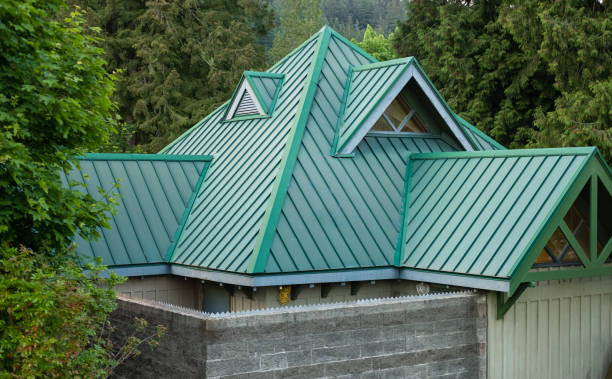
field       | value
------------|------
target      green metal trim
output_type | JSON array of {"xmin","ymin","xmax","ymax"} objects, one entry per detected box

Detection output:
[
  {"xmin": 267, "ymin": 75, "xmax": 285, "ymax": 118},
  {"xmin": 330, "ymin": 65, "xmax": 353, "ymax": 155},
  {"xmin": 395, "ymin": 154, "xmax": 413, "ymax": 266},
  {"xmin": 327, "ymin": 27, "xmax": 377, "ymax": 64},
  {"xmin": 525, "ymin": 266, "xmax": 612, "ymax": 282},
  {"xmin": 158, "ymin": 104, "xmax": 228, "ymax": 154},
  {"xmin": 497, "ymin": 282, "xmax": 532, "ymax": 319},
  {"xmin": 352, "ymin": 57, "xmax": 414, "ymax": 72},
  {"xmin": 221, "ymin": 114, "xmax": 270, "ymax": 123},
  {"xmin": 334, "ymin": 58, "xmax": 414, "ymax": 154},
  {"xmin": 590, "ymin": 174, "xmax": 598, "ymax": 260},
  {"xmin": 244, "ymin": 74, "xmax": 270, "ymax": 114},
  {"xmin": 267, "ymin": 27, "xmax": 325, "ymax": 72},
  {"xmin": 595, "ymin": 164, "xmax": 612, "ymax": 264},
  {"xmin": 560, "ymin": 220, "xmax": 591, "ymax": 268},
  {"xmin": 410, "ymin": 59, "xmax": 479, "ymax": 150},
  {"xmin": 164, "ymin": 160, "xmax": 212, "ymax": 262},
  {"xmin": 247, "ymin": 27, "xmax": 332, "ymax": 273},
  {"xmin": 508, "ymin": 151, "xmax": 597, "ymax": 295},
  {"xmin": 223, "ymin": 75, "xmax": 247, "ymax": 120},
  {"xmin": 334, "ymin": 153, "xmax": 355, "ymax": 158},
  {"xmin": 412, "ymin": 147, "xmax": 596, "ymax": 160},
  {"xmin": 244, "ymin": 71, "xmax": 284, "ymax": 79},
  {"xmin": 82, "ymin": 153, "xmax": 213, "ymax": 162},
  {"xmin": 454, "ymin": 114, "xmax": 506, "ymax": 150}
]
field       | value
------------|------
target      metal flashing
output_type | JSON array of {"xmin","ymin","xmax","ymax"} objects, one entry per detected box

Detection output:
[{"xmin": 247, "ymin": 27, "xmax": 332, "ymax": 273}]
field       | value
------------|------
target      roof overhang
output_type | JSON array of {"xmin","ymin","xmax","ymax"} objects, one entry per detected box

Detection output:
[{"xmin": 105, "ymin": 264, "xmax": 509, "ymax": 292}]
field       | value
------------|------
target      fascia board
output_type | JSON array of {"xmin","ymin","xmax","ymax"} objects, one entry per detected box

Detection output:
[{"xmin": 400, "ymin": 269, "xmax": 510, "ymax": 292}]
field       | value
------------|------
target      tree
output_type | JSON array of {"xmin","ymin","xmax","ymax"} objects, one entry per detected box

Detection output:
[
  {"xmin": 76, "ymin": 0, "xmax": 274, "ymax": 153},
  {"xmin": 394, "ymin": 0, "xmax": 611, "ymax": 162},
  {"xmin": 0, "ymin": 0, "xmax": 116, "ymax": 253},
  {"xmin": 0, "ymin": 246, "xmax": 166, "ymax": 378},
  {"xmin": 269, "ymin": 0, "xmax": 327, "ymax": 62},
  {"xmin": 352, "ymin": 24, "xmax": 399, "ymax": 61}
]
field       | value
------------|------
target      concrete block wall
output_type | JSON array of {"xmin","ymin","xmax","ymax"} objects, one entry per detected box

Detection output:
[
  {"xmin": 112, "ymin": 291, "xmax": 487, "ymax": 378},
  {"xmin": 115, "ymin": 275, "xmax": 203, "ymax": 309}
]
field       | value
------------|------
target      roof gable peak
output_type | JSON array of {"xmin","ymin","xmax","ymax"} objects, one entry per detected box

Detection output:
[{"xmin": 332, "ymin": 57, "xmax": 476, "ymax": 155}]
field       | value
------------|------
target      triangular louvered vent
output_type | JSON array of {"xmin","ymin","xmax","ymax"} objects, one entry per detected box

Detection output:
[{"xmin": 235, "ymin": 91, "xmax": 258, "ymax": 116}]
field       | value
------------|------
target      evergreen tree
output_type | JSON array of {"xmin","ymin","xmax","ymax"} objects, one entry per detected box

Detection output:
[
  {"xmin": 269, "ymin": 0, "xmax": 327, "ymax": 62},
  {"xmin": 394, "ymin": 0, "xmax": 611, "ymax": 162},
  {"xmin": 76, "ymin": 0, "xmax": 274, "ymax": 153},
  {"xmin": 352, "ymin": 24, "xmax": 399, "ymax": 61}
]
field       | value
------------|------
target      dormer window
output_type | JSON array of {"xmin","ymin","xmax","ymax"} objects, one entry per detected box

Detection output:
[
  {"xmin": 371, "ymin": 94, "xmax": 428, "ymax": 134},
  {"xmin": 225, "ymin": 71, "xmax": 284, "ymax": 121}
]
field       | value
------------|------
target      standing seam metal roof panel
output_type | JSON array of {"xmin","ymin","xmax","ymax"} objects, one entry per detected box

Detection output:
[
  {"xmin": 65, "ymin": 155, "xmax": 211, "ymax": 266},
  {"xmin": 401, "ymin": 149, "xmax": 592, "ymax": 279},
  {"xmin": 164, "ymin": 33, "xmax": 321, "ymax": 272},
  {"xmin": 264, "ymin": 34, "xmax": 461, "ymax": 273}
]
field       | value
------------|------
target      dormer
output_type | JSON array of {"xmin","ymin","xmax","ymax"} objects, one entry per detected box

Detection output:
[
  {"xmin": 225, "ymin": 71, "xmax": 284, "ymax": 121},
  {"xmin": 332, "ymin": 58, "xmax": 476, "ymax": 156}
]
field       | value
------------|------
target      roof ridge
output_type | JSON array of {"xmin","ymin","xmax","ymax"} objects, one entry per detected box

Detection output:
[
  {"xmin": 246, "ymin": 27, "xmax": 333, "ymax": 273},
  {"xmin": 453, "ymin": 113, "xmax": 506, "ymax": 150},
  {"xmin": 353, "ymin": 57, "xmax": 414, "ymax": 72},
  {"xmin": 411, "ymin": 147, "xmax": 597, "ymax": 160}
]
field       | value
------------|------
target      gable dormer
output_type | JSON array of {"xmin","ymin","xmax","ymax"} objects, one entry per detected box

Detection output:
[
  {"xmin": 225, "ymin": 71, "xmax": 284, "ymax": 120},
  {"xmin": 369, "ymin": 89, "xmax": 429, "ymax": 135},
  {"xmin": 332, "ymin": 58, "xmax": 476, "ymax": 155}
]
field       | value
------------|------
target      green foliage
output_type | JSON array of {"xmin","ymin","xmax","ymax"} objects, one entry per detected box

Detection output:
[
  {"xmin": 322, "ymin": 0, "xmax": 405, "ymax": 41},
  {"xmin": 269, "ymin": 0, "xmax": 327, "ymax": 62},
  {"xmin": 394, "ymin": 0, "xmax": 611, "ymax": 162},
  {"xmin": 0, "ymin": 245, "xmax": 120, "ymax": 377},
  {"xmin": 352, "ymin": 24, "xmax": 399, "ymax": 61},
  {"xmin": 0, "ymin": 245, "xmax": 167, "ymax": 378},
  {"xmin": 0, "ymin": 0, "xmax": 117, "ymax": 253},
  {"xmin": 76, "ymin": 0, "xmax": 274, "ymax": 153}
]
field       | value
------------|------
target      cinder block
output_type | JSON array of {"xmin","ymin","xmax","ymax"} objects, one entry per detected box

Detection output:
[
  {"xmin": 260, "ymin": 352, "xmax": 288, "ymax": 371},
  {"xmin": 206, "ymin": 358, "xmax": 260, "ymax": 377},
  {"xmin": 382, "ymin": 310, "xmax": 406, "ymax": 326},
  {"xmin": 286, "ymin": 349, "xmax": 312, "ymax": 367},
  {"xmin": 208, "ymin": 342, "xmax": 248, "ymax": 360},
  {"xmin": 312, "ymin": 345, "xmax": 360, "ymax": 364},
  {"xmin": 323, "ymin": 357, "xmax": 374, "ymax": 376}
]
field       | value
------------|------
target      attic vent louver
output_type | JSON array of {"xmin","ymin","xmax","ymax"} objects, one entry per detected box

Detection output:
[
  {"xmin": 225, "ymin": 71, "xmax": 285, "ymax": 121},
  {"xmin": 235, "ymin": 91, "xmax": 258, "ymax": 116}
]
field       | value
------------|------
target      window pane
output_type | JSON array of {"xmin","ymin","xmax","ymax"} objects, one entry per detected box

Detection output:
[
  {"xmin": 385, "ymin": 97, "xmax": 411, "ymax": 127},
  {"xmin": 598, "ymin": 178, "xmax": 612, "ymax": 255},
  {"xmin": 402, "ymin": 114, "xmax": 429, "ymax": 133},
  {"xmin": 371, "ymin": 116, "xmax": 394, "ymax": 132}
]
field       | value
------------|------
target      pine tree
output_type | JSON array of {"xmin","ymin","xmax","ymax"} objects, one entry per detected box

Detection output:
[
  {"xmin": 394, "ymin": 0, "xmax": 611, "ymax": 162},
  {"xmin": 352, "ymin": 24, "xmax": 399, "ymax": 62},
  {"xmin": 269, "ymin": 0, "xmax": 327, "ymax": 62},
  {"xmin": 76, "ymin": 0, "xmax": 274, "ymax": 153}
]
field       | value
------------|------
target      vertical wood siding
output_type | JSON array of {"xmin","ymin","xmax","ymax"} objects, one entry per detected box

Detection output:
[{"xmin": 488, "ymin": 276, "xmax": 612, "ymax": 378}]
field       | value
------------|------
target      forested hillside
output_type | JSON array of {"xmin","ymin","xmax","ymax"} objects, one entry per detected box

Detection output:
[
  {"xmin": 75, "ymin": 0, "xmax": 610, "ymax": 164},
  {"xmin": 394, "ymin": 0, "xmax": 611, "ymax": 161}
]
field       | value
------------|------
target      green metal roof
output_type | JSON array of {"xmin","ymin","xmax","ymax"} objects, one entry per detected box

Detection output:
[
  {"xmin": 335, "ymin": 58, "xmax": 413, "ymax": 152},
  {"xmin": 69, "ymin": 26, "xmax": 612, "ymax": 294},
  {"xmin": 161, "ymin": 30, "xmax": 323, "ymax": 272},
  {"xmin": 454, "ymin": 114, "xmax": 505, "ymax": 150},
  {"xmin": 399, "ymin": 148, "xmax": 594, "ymax": 279},
  {"xmin": 63, "ymin": 154, "xmax": 211, "ymax": 265},
  {"xmin": 243, "ymin": 71, "xmax": 284, "ymax": 115},
  {"xmin": 264, "ymin": 35, "xmax": 459, "ymax": 273}
]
